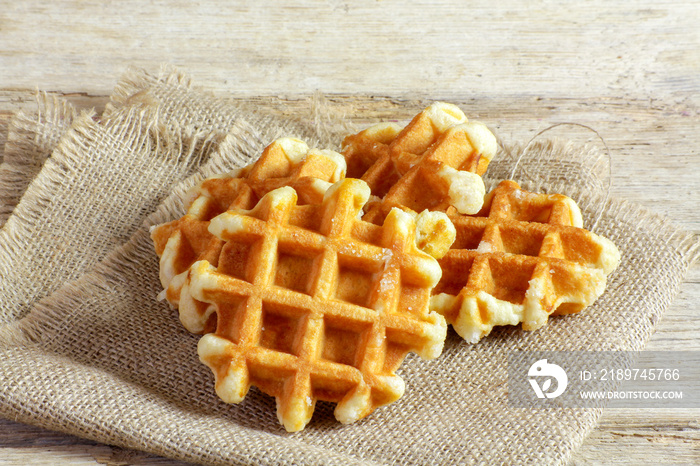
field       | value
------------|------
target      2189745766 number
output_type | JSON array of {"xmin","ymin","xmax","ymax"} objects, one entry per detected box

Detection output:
[{"xmin": 599, "ymin": 368, "xmax": 680, "ymax": 381}]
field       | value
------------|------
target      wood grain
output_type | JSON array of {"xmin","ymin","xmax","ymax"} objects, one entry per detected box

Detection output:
[
  {"xmin": 1, "ymin": 1, "xmax": 699, "ymax": 104},
  {"xmin": 1, "ymin": 0, "xmax": 698, "ymax": 464}
]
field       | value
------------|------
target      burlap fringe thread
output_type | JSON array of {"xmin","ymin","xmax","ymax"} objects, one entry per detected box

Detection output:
[
  {"xmin": 0, "ymin": 92, "xmax": 77, "ymax": 227},
  {"xmin": 0, "ymin": 102, "xmax": 227, "ymax": 326}
]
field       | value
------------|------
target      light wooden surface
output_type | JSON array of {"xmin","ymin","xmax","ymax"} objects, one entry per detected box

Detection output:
[{"xmin": 1, "ymin": 1, "xmax": 698, "ymax": 465}]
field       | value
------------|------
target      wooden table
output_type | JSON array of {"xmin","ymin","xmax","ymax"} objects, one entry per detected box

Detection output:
[{"xmin": 1, "ymin": 1, "xmax": 698, "ymax": 464}]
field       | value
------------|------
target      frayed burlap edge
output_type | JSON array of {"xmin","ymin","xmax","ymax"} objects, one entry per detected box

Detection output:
[
  {"xmin": 0, "ymin": 102, "xmax": 228, "ymax": 326},
  {"xmin": 0, "ymin": 67, "xmax": 355, "ymax": 329},
  {"xmin": 105, "ymin": 66, "xmax": 351, "ymax": 152},
  {"xmin": 0, "ymin": 92, "xmax": 76, "ymax": 226},
  {"xmin": 105, "ymin": 64, "xmax": 196, "ymax": 116},
  {"xmin": 0, "ymin": 128, "xmax": 269, "ymax": 347}
]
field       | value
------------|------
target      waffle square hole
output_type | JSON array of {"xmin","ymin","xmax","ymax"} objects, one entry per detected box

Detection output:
[
  {"xmin": 487, "ymin": 257, "xmax": 537, "ymax": 305},
  {"xmin": 214, "ymin": 297, "xmax": 247, "ymax": 342},
  {"xmin": 393, "ymin": 170, "xmax": 443, "ymax": 213},
  {"xmin": 499, "ymin": 225, "xmax": 545, "ymax": 256},
  {"xmin": 310, "ymin": 374, "xmax": 356, "ymax": 402},
  {"xmin": 334, "ymin": 255, "xmax": 379, "ymax": 308},
  {"xmin": 274, "ymin": 242, "xmax": 317, "ymax": 294},
  {"xmin": 434, "ymin": 255, "xmax": 476, "ymax": 296},
  {"xmin": 218, "ymin": 241, "xmax": 253, "ymax": 282},
  {"xmin": 274, "ymin": 249, "xmax": 315, "ymax": 295},
  {"xmin": 451, "ymin": 221, "xmax": 487, "ymax": 250},
  {"xmin": 288, "ymin": 205, "xmax": 323, "ymax": 233},
  {"xmin": 367, "ymin": 160, "xmax": 402, "ymax": 199},
  {"xmin": 321, "ymin": 317, "xmax": 364, "ymax": 368},
  {"xmin": 260, "ymin": 305, "xmax": 303, "ymax": 356},
  {"xmin": 509, "ymin": 196, "xmax": 555, "ymax": 224},
  {"xmin": 557, "ymin": 229, "xmax": 601, "ymax": 265}
]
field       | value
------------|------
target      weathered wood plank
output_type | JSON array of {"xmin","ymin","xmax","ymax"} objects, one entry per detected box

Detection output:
[
  {"xmin": 1, "ymin": 1, "xmax": 699, "ymax": 104},
  {"xmin": 572, "ymin": 409, "xmax": 700, "ymax": 465},
  {"xmin": 0, "ymin": 417, "xmax": 191, "ymax": 465}
]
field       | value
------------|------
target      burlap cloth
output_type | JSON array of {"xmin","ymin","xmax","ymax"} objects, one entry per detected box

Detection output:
[
  {"xmin": 0, "ymin": 67, "xmax": 698, "ymax": 465},
  {"xmin": 0, "ymin": 92, "xmax": 76, "ymax": 228}
]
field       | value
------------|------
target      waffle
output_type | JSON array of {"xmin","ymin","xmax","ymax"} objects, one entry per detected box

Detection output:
[
  {"xmin": 186, "ymin": 178, "xmax": 453, "ymax": 431},
  {"xmin": 151, "ymin": 102, "xmax": 621, "ymax": 433},
  {"xmin": 431, "ymin": 180, "xmax": 621, "ymax": 343},
  {"xmin": 341, "ymin": 102, "xmax": 498, "ymax": 224},
  {"xmin": 151, "ymin": 137, "xmax": 347, "ymax": 332}
]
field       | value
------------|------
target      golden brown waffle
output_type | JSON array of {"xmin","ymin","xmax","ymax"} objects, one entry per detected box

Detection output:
[
  {"xmin": 341, "ymin": 102, "xmax": 498, "ymax": 223},
  {"xmin": 431, "ymin": 180, "xmax": 620, "ymax": 343},
  {"xmin": 151, "ymin": 138, "xmax": 347, "ymax": 332},
  {"xmin": 151, "ymin": 102, "xmax": 621, "ymax": 435},
  {"xmin": 342, "ymin": 105, "xmax": 620, "ymax": 342},
  {"xmin": 185, "ymin": 178, "xmax": 451, "ymax": 431}
]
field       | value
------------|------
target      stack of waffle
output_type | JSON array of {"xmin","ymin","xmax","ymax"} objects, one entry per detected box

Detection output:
[{"xmin": 151, "ymin": 102, "xmax": 620, "ymax": 431}]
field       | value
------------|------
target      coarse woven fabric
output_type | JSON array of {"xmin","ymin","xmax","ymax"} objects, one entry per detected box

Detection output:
[
  {"xmin": 0, "ymin": 92, "xmax": 76, "ymax": 227},
  {"xmin": 0, "ymin": 68, "xmax": 698, "ymax": 466},
  {"xmin": 0, "ymin": 103, "xmax": 218, "ymax": 325}
]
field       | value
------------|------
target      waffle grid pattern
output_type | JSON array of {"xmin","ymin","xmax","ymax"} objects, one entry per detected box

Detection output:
[
  {"xmin": 432, "ymin": 180, "xmax": 619, "ymax": 343},
  {"xmin": 151, "ymin": 137, "xmax": 346, "ymax": 326},
  {"xmin": 342, "ymin": 102, "xmax": 497, "ymax": 223},
  {"xmin": 189, "ymin": 179, "xmax": 446, "ymax": 431}
]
